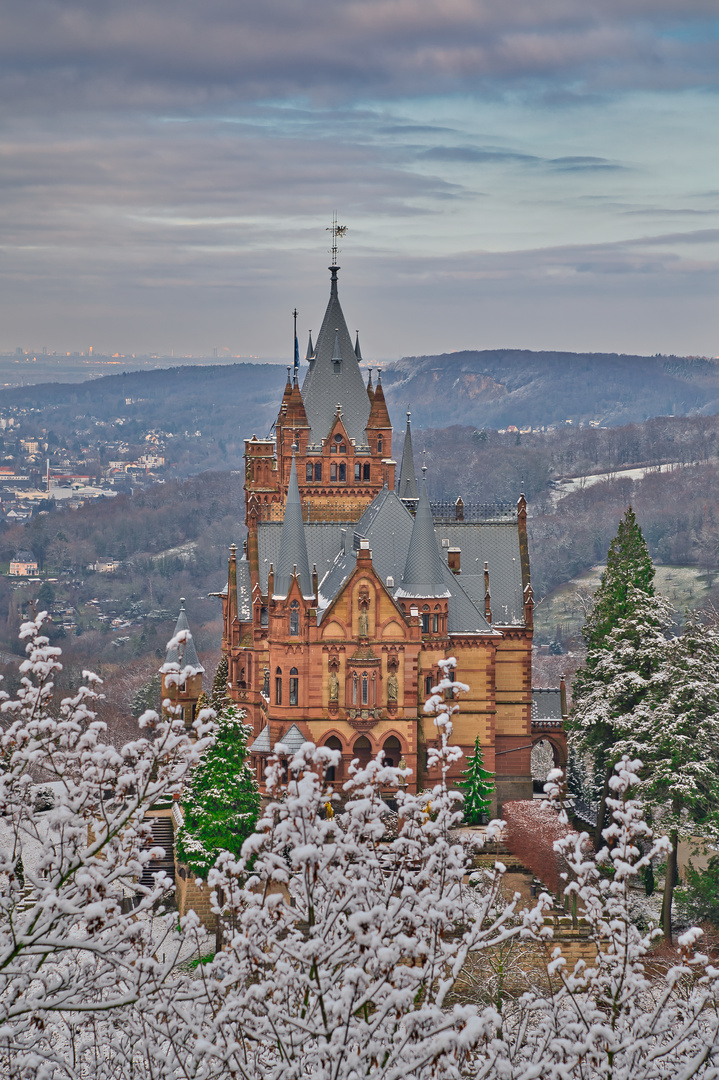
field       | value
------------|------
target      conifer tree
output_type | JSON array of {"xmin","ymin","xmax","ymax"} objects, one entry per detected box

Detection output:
[
  {"xmin": 571, "ymin": 584, "xmax": 672, "ymax": 849},
  {"xmin": 570, "ymin": 508, "xmax": 668, "ymax": 848},
  {"xmin": 460, "ymin": 736, "xmax": 494, "ymax": 824},
  {"xmin": 210, "ymin": 654, "xmax": 229, "ymax": 713},
  {"xmin": 617, "ymin": 613, "xmax": 719, "ymax": 942},
  {"xmin": 175, "ymin": 703, "xmax": 260, "ymax": 879},
  {"xmin": 581, "ymin": 506, "xmax": 655, "ymax": 651}
]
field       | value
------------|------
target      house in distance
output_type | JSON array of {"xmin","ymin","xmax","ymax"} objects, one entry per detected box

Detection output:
[{"xmin": 215, "ymin": 255, "xmax": 563, "ymax": 810}]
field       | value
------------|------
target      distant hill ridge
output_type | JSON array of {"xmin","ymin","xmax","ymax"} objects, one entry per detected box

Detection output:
[
  {"xmin": 4, "ymin": 349, "xmax": 719, "ymax": 432},
  {"xmin": 379, "ymin": 349, "xmax": 719, "ymax": 430}
]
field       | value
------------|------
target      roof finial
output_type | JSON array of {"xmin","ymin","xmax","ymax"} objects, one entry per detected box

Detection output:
[
  {"xmin": 293, "ymin": 307, "xmax": 299, "ymax": 374},
  {"xmin": 180, "ymin": 596, "xmax": 186, "ymax": 608},
  {"xmin": 326, "ymin": 212, "xmax": 347, "ymax": 266},
  {"xmin": 354, "ymin": 330, "xmax": 362, "ymax": 362}
]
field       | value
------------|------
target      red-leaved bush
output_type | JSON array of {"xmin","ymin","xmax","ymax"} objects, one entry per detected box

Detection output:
[{"xmin": 502, "ymin": 799, "xmax": 576, "ymax": 895}]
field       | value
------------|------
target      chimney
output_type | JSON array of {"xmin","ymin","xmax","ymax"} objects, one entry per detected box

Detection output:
[{"xmin": 448, "ymin": 548, "xmax": 461, "ymax": 575}]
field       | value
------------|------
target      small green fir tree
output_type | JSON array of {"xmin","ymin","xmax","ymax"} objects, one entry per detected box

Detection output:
[
  {"xmin": 210, "ymin": 654, "xmax": 230, "ymax": 713},
  {"xmin": 460, "ymin": 736, "xmax": 494, "ymax": 825},
  {"xmin": 175, "ymin": 703, "xmax": 260, "ymax": 878}
]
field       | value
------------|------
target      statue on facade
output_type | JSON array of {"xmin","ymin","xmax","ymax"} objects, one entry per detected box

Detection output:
[
  {"xmin": 387, "ymin": 671, "xmax": 398, "ymax": 702},
  {"xmin": 328, "ymin": 670, "xmax": 339, "ymax": 702},
  {"xmin": 358, "ymin": 607, "xmax": 369, "ymax": 638}
]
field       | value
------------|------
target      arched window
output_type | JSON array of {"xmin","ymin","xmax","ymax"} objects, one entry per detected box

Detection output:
[
  {"xmin": 382, "ymin": 735, "xmax": 402, "ymax": 769},
  {"xmin": 289, "ymin": 600, "xmax": 300, "ymax": 636},
  {"xmin": 275, "ymin": 667, "xmax": 282, "ymax": 705},
  {"xmin": 289, "ymin": 667, "xmax": 299, "ymax": 706},
  {"xmin": 306, "ymin": 462, "xmax": 313, "ymax": 482},
  {"xmin": 421, "ymin": 612, "xmax": 430, "ymax": 633},
  {"xmin": 330, "ymin": 462, "xmax": 337, "ymax": 481},
  {"xmin": 425, "ymin": 673, "xmax": 434, "ymax": 697},
  {"xmin": 262, "ymin": 667, "xmax": 270, "ymax": 696},
  {"xmin": 339, "ymin": 462, "xmax": 346, "ymax": 482},
  {"xmin": 314, "ymin": 461, "xmax": 322, "ymax": 481},
  {"xmin": 377, "ymin": 437, "xmax": 383, "ymax": 455},
  {"xmin": 352, "ymin": 671, "xmax": 358, "ymax": 705},
  {"xmin": 361, "ymin": 671, "xmax": 368, "ymax": 706},
  {"xmin": 324, "ymin": 735, "xmax": 342, "ymax": 782},
  {"xmin": 363, "ymin": 463, "xmax": 370, "ymax": 480},
  {"xmin": 354, "ymin": 462, "xmax": 361, "ymax": 481},
  {"xmin": 353, "ymin": 735, "xmax": 372, "ymax": 767}
]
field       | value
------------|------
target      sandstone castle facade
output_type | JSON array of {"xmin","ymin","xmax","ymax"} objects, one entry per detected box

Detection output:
[{"xmin": 215, "ymin": 260, "xmax": 563, "ymax": 809}]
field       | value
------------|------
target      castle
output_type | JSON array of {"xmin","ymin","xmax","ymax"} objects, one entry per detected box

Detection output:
[{"xmin": 215, "ymin": 258, "xmax": 564, "ymax": 810}]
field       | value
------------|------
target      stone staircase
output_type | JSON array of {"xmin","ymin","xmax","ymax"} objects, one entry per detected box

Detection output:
[{"xmin": 140, "ymin": 815, "xmax": 175, "ymax": 890}]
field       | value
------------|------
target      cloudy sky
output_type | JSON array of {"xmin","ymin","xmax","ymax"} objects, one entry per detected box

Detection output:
[{"xmin": 2, "ymin": 0, "xmax": 719, "ymax": 360}]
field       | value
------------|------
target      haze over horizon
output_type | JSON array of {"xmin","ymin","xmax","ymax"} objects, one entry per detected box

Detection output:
[{"xmin": 1, "ymin": 1, "xmax": 719, "ymax": 363}]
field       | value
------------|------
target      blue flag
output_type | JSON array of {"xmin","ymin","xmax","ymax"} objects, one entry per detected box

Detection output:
[{"xmin": 294, "ymin": 332, "xmax": 300, "ymax": 372}]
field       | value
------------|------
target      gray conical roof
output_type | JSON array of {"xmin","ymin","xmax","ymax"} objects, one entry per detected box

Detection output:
[
  {"xmin": 397, "ymin": 409, "xmax": 418, "ymax": 502},
  {"xmin": 397, "ymin": 481, "xmax": 450, "ymax": 599},
  {"xmin": 274, "ymin": 456, "xmax": 314, "ymax": 598},
  {"xmin": 300, "ymin": 268, "xmax": 371, "ymax": 445},
  {"xmin": 354, "ymin": 331, "xmax": 362, "ymax": 361},
  {"xmin": 305, "ymin": 331, "xmax": 315, "ymax": 362},
  {"xmin": 164, "ymin": 600, "xmax": 204, "ymax": 671}
]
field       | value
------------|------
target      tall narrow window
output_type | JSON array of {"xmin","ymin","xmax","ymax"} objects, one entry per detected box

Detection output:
[
  {"xmin": 352, "ymin": 672, "xmax": 358, "ymax": 705},
  {"xmin": 377, "ymin": 437, "xmax": 383, "ymax": 455},
  {"xmin": 289, "ymin": 600, "xmax": 300, "ymax": 636},
  {"xmin": 306, "ymin": 462, "xmax": 313, "ymax": 482},
  {"xmin": 363, "ymin": 463, "xmax": 370, "ymax": 480},
  {"xmin": 314, "ymin": 462, "xmax": 322, "ymax": 481},
  {"xmin": 339, "ymin": 462, "xmax": 346, "ymax": 482},
  {"xmin": 275, "ymin": 668, "xmax": 282, "ymax": 705},
  {"xmin": 260, "ymin": 606, "xmax": 268, "ymax": 627},
  {"xmin": 289, "ymin": 667, "xmax": 299, "ymax": 706},
  {"xmin": 354, "ymin": 462, "xmax": 361, "ymax": 481},
  {"xmin": 331, "ymin": 462, "xmax": 337, "ymax": 481},
  {"xmin": 362, "ymin": 673, "xmax": 368, "ymax": 706},
  {"xmin": 432, "ymin": 614, "xmax": 439, "ymax": 633},
  {"xmin": 425, "ymin": 673, "xmax": 433, "ymax": 697},
  {"xmin": 263, "ymin": 668, "xmax": 270, "ymax": 696},
  {"xmin": 421, "ymin": 613, "xmax": 430, "ymax": 633}
]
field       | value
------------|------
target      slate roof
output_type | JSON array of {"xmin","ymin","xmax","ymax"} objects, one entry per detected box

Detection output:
[
  {"xmin": 300, "ymin": 268, "xmax": 371, "ymax": 446},
  {"xmin": 276, "ymin": 723, "xmax": 307, "ymax": 754},
  {"xmin": 273, "ymin": 457, "xmax": 314, "ymax": 599},
  {"xmin": 397, "ymin": 481, "xmax": 450, "ymax": 599},
  {"xmin": 165, "ymin": 602, "xmax": 204, "ymax": 672},
  {"xmin": 436, "ymin": 522, "xmax": 525, "ymax": 625},
  {"xmin": 397, "ymin": 410, "xmax": 418, "ymax": 501},
  {"xmin": 258, "ymin": 520, "xmax": 348, "ymax": 595},
  {"xmin": 13, "ymin": 550, "xmax": 36, "ymax": 563},
  {"xmin": 532, "ymin": 688, "xmax": 563, "ymax": 720},
  {"xmin": 248, "ymin": 725, "xmax": 271, "ymax": 753},
  {"xmin": 316, "ymin": 487, "xmax": 495, "ymax": 635}
]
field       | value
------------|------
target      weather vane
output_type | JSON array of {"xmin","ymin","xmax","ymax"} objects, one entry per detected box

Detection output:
[{"xmin": 326, "ymin": 212, "xmax": 348, "ymax": 265}]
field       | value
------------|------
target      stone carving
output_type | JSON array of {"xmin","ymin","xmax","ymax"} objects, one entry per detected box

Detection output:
[
  {"xmin": 387, "ymin": 671, "xmax": 398, "ymax": 701},
  {"xmin": 358, "ymin": 609, "xmax": 369, "ymax": 638},
  {"xmin": 328, "ymin": 670, "xmax": 339, "ymax": 702}
]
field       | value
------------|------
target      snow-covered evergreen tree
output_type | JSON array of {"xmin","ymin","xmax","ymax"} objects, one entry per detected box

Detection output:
[
  {"xmin": 617, "ymin": 613, "xmax": 719, "ymax": 941},
  {"xmin": 570, "ymin": 508, "xmax": 671, "ymax": 847},
  {"xmin": 460, "ymin": 735, "xmax": 494, "ymax": 823},
  {"xmin": 210, "ymin": 653, "xmax": 230, "ymax": 713},
  {"xmin": 175, "ymin": 702, "xmax": 260, "ymax": 878}
]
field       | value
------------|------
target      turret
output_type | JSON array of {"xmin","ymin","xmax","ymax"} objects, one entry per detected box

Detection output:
[
  {"xmin": 161, "ymin": 598, "xmax": 204, "ymax": 728},
  {"xmin": 397, "ymin": 408, "xmax": 418, "ymax": 509}
]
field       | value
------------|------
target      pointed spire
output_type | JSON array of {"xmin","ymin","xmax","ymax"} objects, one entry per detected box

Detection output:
[
  {"xmin": 228, "ymin": 543, "xmax": 238, "ymax": 629},
  {"xmin": 299, "ymin": 266, "xmax": 371, "ymax": 444},
  {"xmin": 164, "ymin": 598, "xmax": 204, "ymax": 672},
  {"xmin": 305, "ymin": 331, "xmax": 315, "ymax": 363},
  {"xmin": 354, "ymin": 330, "xmax": 362, "ymax": 362},
  {"xmin": 397, "ymin": 408, "xmax": 418, "ymax": 503},
  {"xmin": 366, "ymin": 367, "xmax": 374, "ymax": 397},
  {"xmin": 274, "ymin": 456, "xmax": 313, "ymax": 598},
  {"xmin": 397, "ymin": 479, "xmax": 450, "ymax": 599}
]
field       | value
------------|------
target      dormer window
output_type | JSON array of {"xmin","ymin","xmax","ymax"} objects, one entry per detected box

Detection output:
[{"xmin": 289, "ymin": 601, "xmax": 300, "ymax": 636}]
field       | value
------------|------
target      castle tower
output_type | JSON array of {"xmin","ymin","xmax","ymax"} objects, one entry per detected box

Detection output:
[{"xmin": 161, "ymin": 599, "xmax": 204, "ymax": 728}]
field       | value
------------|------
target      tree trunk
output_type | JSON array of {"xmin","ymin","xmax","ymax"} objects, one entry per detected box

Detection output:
[
  {"xmin": 593, "ymin": 766, "xmax": 612, "ymax": 852},
  {"xmin": 662, "ymin": 829, "xmax": 678, "ymax": 945},
  {"xmin": 215, "ymin": 886, "xmax": 224, "ymax": 955}
]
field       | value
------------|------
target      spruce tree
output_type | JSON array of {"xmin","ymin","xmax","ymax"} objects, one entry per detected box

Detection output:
[
  {"xmin": 460, "ymin": 736, "xmax": 494, "ymax": 824},
  {"xmin": 618, "ymin": 613, "xmax": 719, "ymax": 942},
  {"xmin": 210, "ymin": 654, "xmax": 230, "ymax": 713},
  {"xmin": 570, "ymin": 508, "xmax": 667, "ymax": 848},
  {"xmin": 581, "ymin": 506, "xmax": 655, "ymax": 651},
  {"xmin": 175, "ymin": 703, "xmax": 260, "ymax": 879}
]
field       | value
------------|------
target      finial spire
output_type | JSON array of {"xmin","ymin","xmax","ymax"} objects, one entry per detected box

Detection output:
[
  {"xmin": 354, "ymin": 330, "xmax": 362, "ymax": 362},
  {"xmin": 293, "ymin": 307, "xmax": 300, "ymax": 373},
  {"xmin": 326, "ymin": 212, "xmax": 347, "ymax": 266}
]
